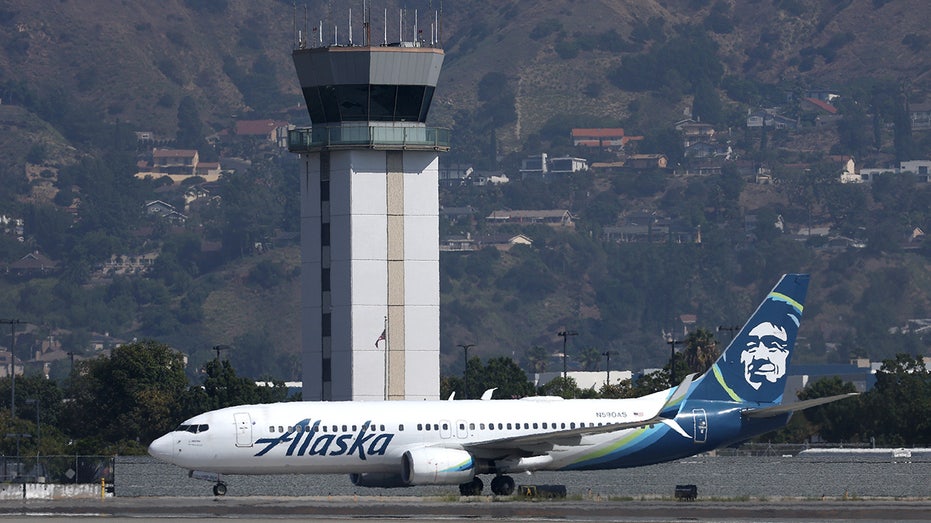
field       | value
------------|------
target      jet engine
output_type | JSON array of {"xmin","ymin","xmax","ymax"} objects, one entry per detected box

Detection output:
[
  {"xmin": 348, "ymin": 472, "xmax": 408, "ymax": 488},
  {"xmin": 401, "ymin": 447, "xmax": 476, "ymax": 485}
]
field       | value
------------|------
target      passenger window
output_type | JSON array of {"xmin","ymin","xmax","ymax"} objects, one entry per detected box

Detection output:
[
  {"xmin": 352, "ymin": 425, "xmax": 357, "ymax": 431},
  {"xmin": 570, "ymin": 422, "xmax": 576, "ymax": 429},
  {"xmin": 305, "ymin": 425, "xmax": 311, "ymax": 432},
  {"xmin": 532, "ymin": 423, "xmax": 538, "ymax": 429},
  {"xmin": 278, "ymin": 426, "xmax": 284, "ymax": 433},
  {"xmin": 425, "ymin": 424, "xmax": 431, "ymax": 431},
  {"xmin": 524, "ymin": 423, "xmax": 529, "ymax": 429},
  {"xmin": 342, "ymin": 425, "xmax": 347, "ymax": 432},
  {"xmin": 468, "ymin": 423, "xmax": 474, "ymax": 430},
  {"xmin": 480, "ymin": 423, "xmax": 485, "ymax": 430},
  {"xmin": 433, "ymin": 424, "xmax": 439, "ymax": 431},
  {"xmin": 498, "ymin": 423, "xmax": 503, "ymax": 429},
  {"xmin": 561, "ymin": 423, "xmax": 566, "ymax": 429},
  {"xmin": 269, "ymin": 426, "xmax": 274, "ymax": 433},
  {"xmin": 417, "ymin": 424, "xmax": 423, "ymax": 431},
  {"xmin": 380, "ymin": 424, "xmax": 385, "ymax": 431},
  {"xmin": 542, "ymin": 423, "xmax": 548, "ymax": 429},
  {"xmin": 506, "ymin": 423, "xmax": 512, "ymax": 430},
  {"xmin": 399, "ymin": 424, "xmax": 404, "ymax": 431}
]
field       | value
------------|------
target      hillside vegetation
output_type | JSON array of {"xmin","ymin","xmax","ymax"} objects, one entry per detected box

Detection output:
[{"xmin": 0, "ymin": 0, "xmax": 929, "ymax": 381}]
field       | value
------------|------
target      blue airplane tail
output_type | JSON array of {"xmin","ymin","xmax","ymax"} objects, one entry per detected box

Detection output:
[{"xmin": 688, "ymin": 273, "xmax": 809, "ymax": 406}]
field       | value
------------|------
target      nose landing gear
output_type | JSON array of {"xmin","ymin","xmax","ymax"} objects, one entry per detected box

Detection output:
[{"xmin": 212, "ymin": 482, "xmax": 227, "ymax": 496}]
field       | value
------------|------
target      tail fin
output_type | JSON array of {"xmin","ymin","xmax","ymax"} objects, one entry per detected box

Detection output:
[{"xmin": 690, "ymin": 274, "xmax": 809, "ymax": 405}]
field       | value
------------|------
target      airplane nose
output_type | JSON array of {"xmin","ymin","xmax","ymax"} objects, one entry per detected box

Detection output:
[{"xmin": 148, "ymin": 434, "xmax": 176, "ymax": 463}]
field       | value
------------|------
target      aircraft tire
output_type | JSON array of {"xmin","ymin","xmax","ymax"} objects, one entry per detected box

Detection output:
[
  {"xmin": 459, "ymin": 477, "xmax": 483, "ymax": 496},
  {"xmin": 490, "ymin": 475, "xmax": 515, "ymax": 496},
  {"xmin": 213, "ymin": 483, "xmax": 227, "ymax": 496}
]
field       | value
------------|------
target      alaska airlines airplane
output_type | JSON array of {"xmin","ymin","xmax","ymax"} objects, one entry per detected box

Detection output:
[{"xmin": 149, "ymin": 274, "xmax": 855, "ymax": 496}]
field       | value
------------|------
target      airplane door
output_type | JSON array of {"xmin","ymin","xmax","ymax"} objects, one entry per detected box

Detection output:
[
  {"xmin": 692, "ymin": 409, "xmax": 708, "ymax": 443},
  {"xmin": 234, "ymin": 412, "xmax": 253, "ymax": 447},
  {"xmin": 456, "ymin": 420, "xmax": 468, "ymax": 438},
  {"xmin": 439, "ymin": 420, "xmax": 452, "ymax": 439}
]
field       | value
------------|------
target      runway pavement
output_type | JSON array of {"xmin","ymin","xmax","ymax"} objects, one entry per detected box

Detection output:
[{"xmin": 0, "ymin": 495, "xmax": 930, "ymax": 521}]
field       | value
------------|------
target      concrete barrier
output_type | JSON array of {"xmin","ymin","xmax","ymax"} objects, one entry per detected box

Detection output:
[{"xmin": 0, "ymin": 483, "xmax": 109, "ymax": 500}]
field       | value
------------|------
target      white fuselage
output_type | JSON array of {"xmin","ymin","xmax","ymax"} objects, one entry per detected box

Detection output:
[{"xmin": 149, "ymin": 393, "xmax": 670, "ymax": 476}]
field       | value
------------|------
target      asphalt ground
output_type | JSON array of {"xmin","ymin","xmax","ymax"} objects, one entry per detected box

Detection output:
[{"xmin": 0, "ymin": 496, "xmax": 930, "ymax": 521}]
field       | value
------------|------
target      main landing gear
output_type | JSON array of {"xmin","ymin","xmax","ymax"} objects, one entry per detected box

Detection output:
[
  {"xmin": 490, "ymin": 475, "xmax": 515, "ymax": 496},
  {"xmin": 458, "ymin": 475, "xmax": 515, "ymax": 496},
  {"xmin": 212, "ymin": 482, "xmax": 227, "ymax": 496},
  {"xmin": 459, "ymin": 477, "xmax": 483, "ymax": 496}
]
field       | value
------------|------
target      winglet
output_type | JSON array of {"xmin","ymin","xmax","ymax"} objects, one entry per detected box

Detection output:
[{"xmin": 481, "ymin": 388, "xmax": 497, "ymax": 400}]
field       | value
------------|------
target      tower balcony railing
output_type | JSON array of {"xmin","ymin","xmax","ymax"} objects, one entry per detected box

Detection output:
[{"xmin": 288, "ymin": 124, "xmax": 450, "ymax": 153}]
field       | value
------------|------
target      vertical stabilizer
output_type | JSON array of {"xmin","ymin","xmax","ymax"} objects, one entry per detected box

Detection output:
[{"xmin": 690, "ymin": 274, "xmax": 809, "ymax": 405}]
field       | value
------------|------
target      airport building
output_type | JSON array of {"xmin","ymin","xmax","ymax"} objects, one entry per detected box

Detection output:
[{"xmin": 288, "ymin": 13, "xmax": 449, "ymax": 400}]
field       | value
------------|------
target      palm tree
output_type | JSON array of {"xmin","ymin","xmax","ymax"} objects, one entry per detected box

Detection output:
[
  {"xmin": 683, "ymin": 328, "xmax": 719, "ymax": 375},
  {"xmin": 525, "ymin": 345, "xmax": 550, "ymax": 374}
]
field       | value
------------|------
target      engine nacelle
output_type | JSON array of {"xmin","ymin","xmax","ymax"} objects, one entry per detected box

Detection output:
[
  {"xmin": 402, "ymin": 447, "xmax": 475, "ymax": 485},
  {"xmin": 348, "ymin": 472, "xmax": 408, "ymax": 488}
]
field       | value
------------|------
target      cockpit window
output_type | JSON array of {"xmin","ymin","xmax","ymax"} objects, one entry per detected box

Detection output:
[{"xmin": 175, "ymin": 424, "xmax": 209, "ymax": 433}]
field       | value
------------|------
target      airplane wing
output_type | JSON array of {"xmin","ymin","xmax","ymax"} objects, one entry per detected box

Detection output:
[
  {"xmin": 742, "ymin": 393, "xmax": 859, "ymax": 418},
  {"xmin": 463, "ymin": 374, "xmax": 699, "ymax": 456}
]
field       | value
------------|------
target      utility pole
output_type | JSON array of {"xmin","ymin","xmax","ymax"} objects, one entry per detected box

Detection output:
[
  {"xmin": 456, "ymin": 344, "xmax": 474, "ymax": 399},
  {"xmin": 557, "ymin": 330, "xmax": 578, "ymax": 381},
  {"xmin": 0, "ymin": 319, "xmax": 24, "ymax": 419},
  {"xmin": 667, "ymin": 337, "xmax": 682, "ymax": 384},
  {"xmin": 717, "ymin": 325, "xmax": 740, "ymax": 343}
]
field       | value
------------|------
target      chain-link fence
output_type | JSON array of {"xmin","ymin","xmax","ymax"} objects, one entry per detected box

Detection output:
[{"xmin": 0, "ymin": 456, "xmax": 114, "ymax": 484}]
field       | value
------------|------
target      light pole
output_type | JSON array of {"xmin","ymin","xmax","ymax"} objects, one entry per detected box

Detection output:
[
  {"xmin": 212, "ymin": 344, "xmax": 231, "ymax": 360},
  {"xmin": 1, "ymin": 319, "xmax": 24, "ymax": 419},
  {"xmin": 602, "ymin": 351, "xmax": 615, "ymax": 386},
  {"xmin": 557, "ymin": 330, "xmax": 578, "ymax": 381},
  {"xmin": 456, "ymin": 344, "xmax": 474, "ymax": 399},
  {"xmin": 666, "ymin": 337, "xmax": 682, "ymax": 384}
]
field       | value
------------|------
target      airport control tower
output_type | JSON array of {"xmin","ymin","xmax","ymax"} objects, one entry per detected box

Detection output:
[{"xmin": 288, "ymin": 11, "xmax": 448, "ymax": 401}]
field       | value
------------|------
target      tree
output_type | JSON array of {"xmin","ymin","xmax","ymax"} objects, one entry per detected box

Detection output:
[
  {"xmin": 798, "ymin": 377, "xmax": 860, "ymax": 443},
  {"xmin": 525, "ymin": 345, "xmax": 550, "ymax": 374},
  {"xmin": 179, "ymin": 359, "xmax": 287, "ymax": 418},
  {"xmin": 64, "ymin": 340, "xmax": 189, "ymax": 449},
  {"xmin": 692, "ymin": 78, "xmax": 723, "ymax": 125},
  {"xmin": 683, "ymin": 328, "xmax": 719, "ymax": 375},
  {"xmin": 862, "ymin": 354, "xmax": 931, "ymax": 446},
  {"xmin": 176, "ymin": 95, "xmax": 205, "ymax": 150}
]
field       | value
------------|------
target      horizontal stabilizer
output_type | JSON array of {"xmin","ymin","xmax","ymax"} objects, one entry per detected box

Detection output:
[
  {"xmin": 659, "ymin": 373, "xmax": 697, "ymax": 418},
  {"xmin": 742, "ymin": 393, "xmax": 859, "ymax": 418}
]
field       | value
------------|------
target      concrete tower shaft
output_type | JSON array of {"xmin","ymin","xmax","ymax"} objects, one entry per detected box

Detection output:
[{"xmin": 290, "ymin": 43, "xmax": 449, "ymax": 401}]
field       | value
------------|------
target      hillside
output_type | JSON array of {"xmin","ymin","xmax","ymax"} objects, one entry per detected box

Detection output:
[{"xmin": 0, "ymin": 0, "xmax": 930, "ymax": 381}]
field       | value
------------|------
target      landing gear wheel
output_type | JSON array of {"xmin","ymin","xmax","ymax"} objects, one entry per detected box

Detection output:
[
  {"xmin": 459, "ymin": 476, "xmax": 484, "ymax": 496},
  {"xmin": 213, "ymin": 482, "xmax": 227, "ymax": 496},
  {"xmin": 490, "ymin": 475, "xmax": 515, "ymax": 496}
]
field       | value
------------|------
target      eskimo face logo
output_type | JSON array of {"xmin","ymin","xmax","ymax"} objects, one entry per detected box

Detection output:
[{"xmin": 740, "ymin": 322, "xmax": 789, "ymax": 389}]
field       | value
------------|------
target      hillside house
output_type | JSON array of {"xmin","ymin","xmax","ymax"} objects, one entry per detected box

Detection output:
[
  {"xmin": 570, "ymin": 128, "xmax": 642, "ymax": 151},
  {"xmin": 747, "ymin": 109, "xmax": 797, "ymax": 130},
  {"xmin": 144, "ymin": 200, "xmax": 187, "ymax": 224},
  {"xmin": 548, "ymin": 157, "xmax": 588, "ymax": 174},
  {"xmin": 675, "ymin": 120, "xmax": 715, "ymax": 147},
  {"xmin": 486, "ymin": 210, "xmax": 574, "ymax": 227},
  {"xmin": 7, "ymin": 251, "xmax": 59, "ymax": 277},
  {"xmin": 479, "ymin": 233, "xmax": 533, "ymax": 251},
  {"xmin": 234, "ymin": 119, "xmax": 292, "ymax": 147},
  {"xmin": 136, "ymin": 148, "xmax": 223, "ymax": 184},
  {"xmin": 910, "ymin": 103, "xmax": 931, "ymax": 131},
  {"xmin": 625, "ymin": 154, "xmax": 668, "ymax": 170}
]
